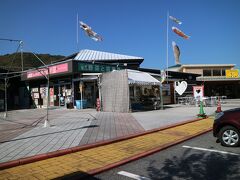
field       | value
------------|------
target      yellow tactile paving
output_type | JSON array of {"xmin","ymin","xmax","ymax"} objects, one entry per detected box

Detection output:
[{"xmin": 0, "ymin": 118, "xmax": 213, "ymax": 180}]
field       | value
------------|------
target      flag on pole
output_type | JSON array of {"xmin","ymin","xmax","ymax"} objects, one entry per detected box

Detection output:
[
  {"xmin": 172, "ymin": 41, "xmax": 180, "ymax": 65},
  {"xmin": 79, "ymin": 21, "xmax": 103, "ymax": 41},
  {"xmin": 169, "ymin": 16, "xmax": 182, "ymax": 25},
  {"xmin": 172, "ymin": 27, "xmax": 190, "ymax": 39}
]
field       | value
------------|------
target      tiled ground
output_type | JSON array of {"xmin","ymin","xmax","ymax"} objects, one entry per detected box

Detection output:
[
  {"xmin": 79, "ymin": 112, "xmax": 144, "ymax": 145},
  {"xmin": 0, "ymin": 109, "xmax": 144, "ymax": 163},
  {"xmin": 0, "ymin": 109, "xmax": 65, "ymax": 143}
]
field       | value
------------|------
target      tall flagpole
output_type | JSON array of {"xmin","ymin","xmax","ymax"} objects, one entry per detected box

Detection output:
[
  {"xmin": 166, "ymin": 11, "xmax": 169, "ymax": 82},
  {"xmin": 77, "ymin": 13, "xmax": 79, "ymax": 47}
]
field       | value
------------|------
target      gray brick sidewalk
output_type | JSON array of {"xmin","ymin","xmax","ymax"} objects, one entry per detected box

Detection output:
[
  {"xmin": 0, "ymin": 109, "xmax": 144, "ymax": 163},
  {"xmin": 79, "ymin": 112, "xmax": 144, "ymax": 145},
  {"xmin": 0, "ymin": 109, "xmax": 94, "ymax": 162},
  {"xmin": 132, "ymin": 104, "xmax": 238, "ymax": 130}
]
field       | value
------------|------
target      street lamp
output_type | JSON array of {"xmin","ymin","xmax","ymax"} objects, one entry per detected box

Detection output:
[{"xmin": 31, "ymin": 53, "xmax": 50, "ymax": 127}]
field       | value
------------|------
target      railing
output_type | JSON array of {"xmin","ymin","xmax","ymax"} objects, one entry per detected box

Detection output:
[{"xmin": 177, "ymin": 96, "xmax": 227, "ymax": 106}]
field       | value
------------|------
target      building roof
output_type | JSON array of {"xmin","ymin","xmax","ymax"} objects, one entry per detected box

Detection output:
[
  {"xmin": 167, "ymin": 64, "xmax": 236, "ymax": 73},
  {"xmin": 168, "ymin": 64, "xmax": 182, "ymax": 69},
  {"xmin": 127, "ymin": 69, "xmax": 160, "ymax": 85},
  {"xmin": 73, "ymin": 49, "xmax": 143, "ymax": 62},
  {"xmin": 167, "ymin": 64, "xmax": 182, "ymax": 72},
  {"xmin": 181, "ymin": 64, "xmax": 235, "ymax": 68},
  {"xmin": 138, "ymin": 67, "xmax": 201, "ymax": 81},
  {"xmin": 168, "ymin": 64, "xmax": 236, "ymax": 70},
  {"xmin": 197, "ymin": 76, "xmax": 240, "ymax": 82}
]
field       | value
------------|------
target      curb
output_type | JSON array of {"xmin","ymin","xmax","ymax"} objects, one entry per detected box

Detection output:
[{"xmin": 0, "ymin": 117, "xmax": 208, "ymax": 170}]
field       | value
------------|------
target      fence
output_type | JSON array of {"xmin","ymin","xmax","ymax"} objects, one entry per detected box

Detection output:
[{"xmin": 177, "ymin": 96, "xmax": 227, "ymax": 106}]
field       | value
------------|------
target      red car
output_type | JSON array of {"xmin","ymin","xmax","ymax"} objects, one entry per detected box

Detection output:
[{"xmin": 213, "ymin": 108, "xmax": 240, "ymax": 147}]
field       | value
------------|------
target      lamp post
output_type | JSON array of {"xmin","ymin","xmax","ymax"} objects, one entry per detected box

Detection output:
[
  {"xmin": 43, "ymin": 68, "xmax": 50, "ymax": 127},
  {"xmin": 0, "ymin": 38, "xmax": 23, "ymax": 118},
  {"xmin": 31, "ymin": 54, "xmax": 50, "ymax": 127}
]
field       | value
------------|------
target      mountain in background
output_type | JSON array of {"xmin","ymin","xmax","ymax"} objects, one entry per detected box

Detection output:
[{"xmin": 0, "ymin": 52, "xmax": 65, "ymax": 71}]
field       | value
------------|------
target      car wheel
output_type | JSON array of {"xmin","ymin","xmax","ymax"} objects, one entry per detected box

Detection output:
[{"xmin": 219, "ymin": 126, "xmax": 240, "ymax": 147}]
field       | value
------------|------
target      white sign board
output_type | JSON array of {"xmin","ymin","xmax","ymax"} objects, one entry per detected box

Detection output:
[{"xmin": 193, "ymin": 86, "xmax": 204, "ymax": 100}]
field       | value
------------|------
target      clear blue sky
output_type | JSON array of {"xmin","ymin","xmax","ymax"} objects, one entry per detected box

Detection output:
[{"xmin": 1, "ymin": 0, "xmax": 240, "ymax": 70}]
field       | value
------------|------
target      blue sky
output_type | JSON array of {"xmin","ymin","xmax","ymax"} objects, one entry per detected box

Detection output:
[{"xmin": 1, "ymin": 0, "xmax": 240, "ymax": 70}]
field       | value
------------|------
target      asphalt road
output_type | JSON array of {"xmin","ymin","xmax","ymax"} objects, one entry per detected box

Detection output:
[{"xmin": 94, "ymin": 132, "xmax": 240, "ymax": 180}]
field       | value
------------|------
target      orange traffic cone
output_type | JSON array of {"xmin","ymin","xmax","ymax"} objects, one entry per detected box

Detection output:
[{"xmin": 215, "ymin": 99, "xmax": 222, "ymax": 113}]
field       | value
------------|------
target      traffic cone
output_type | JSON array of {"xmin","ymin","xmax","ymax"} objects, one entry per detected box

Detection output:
[
  {"xmin": 197, "ymin": 101, "xmax": 206, "ymax": 118},
  {"xmin": 215, "ymin": 99, "xmax": 222, "ymax": 113}
]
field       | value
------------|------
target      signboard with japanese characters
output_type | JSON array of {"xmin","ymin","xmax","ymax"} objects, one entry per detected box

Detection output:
[
  {"xmin": 77, "ymin": 62, "xmax": 122, "ymax": 73},
  {"xmin": 26, "ymin": 63, "xmax": 69, "ymax": 79},
  {"xmin": 226, "ymin": 69, "xmax": 239, "ymax": 78}
]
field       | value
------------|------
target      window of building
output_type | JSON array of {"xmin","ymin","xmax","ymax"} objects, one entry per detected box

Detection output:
[
  {"xmin": 222, "ymin": 69, "xmax": 226, "ymax": 76},
  {"xmin": 212, "ymin": 69, "xmax": 221, "ymax": 76},
  {"xmin": 203, "ymin": 70, "xmax": 212, "ymax": 76}
]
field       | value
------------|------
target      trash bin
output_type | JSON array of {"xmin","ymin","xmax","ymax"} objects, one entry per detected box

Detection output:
[
  {"xmin": 67, "ymin": 102, "xmax": 73, "ymax": 109},
  {"xmin": 75, "ymin": 100, "xmax": 87, "ymax": 109}
]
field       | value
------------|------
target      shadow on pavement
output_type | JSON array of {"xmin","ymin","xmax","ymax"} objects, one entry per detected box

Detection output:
[
  {"xmin": 147, "ymin": 148, "xmax": 240, "ymax": 180},
  {"xmin": 0, "ymin": 115, "xmax": 46, "ymax": 130},
  {"xmin": 54, "ymin": 171, "xmax": 100, "ymax": 180},
  {"xmin": 0, "ymin": 125, "xmax": 99, "ymax": 143},
  {"xmin": 131, "ymin": 105, "xmax": 174, "ymax": 112}
]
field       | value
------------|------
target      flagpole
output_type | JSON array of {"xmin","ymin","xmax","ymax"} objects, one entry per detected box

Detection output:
[
  {"xmin": 77, "ymin": 13, "xmax": 79, "ymax": 49},
  {"xmin": 166, "ymin": 11, "xmax": 169, "ymax": 82}
]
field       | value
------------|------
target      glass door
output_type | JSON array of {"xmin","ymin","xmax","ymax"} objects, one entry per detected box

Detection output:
[
  {"xmin": 59, "ymin": 85, "xmax": 66, "ymax": 106},
  {"xmin": 84, "ymin": 82, "xmax": 96, "ymax": 108}
]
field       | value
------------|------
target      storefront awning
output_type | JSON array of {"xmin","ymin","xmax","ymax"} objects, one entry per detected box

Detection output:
[{"xmin": 127, "ymin": 70, "xmax": 160, "ymax": 85}]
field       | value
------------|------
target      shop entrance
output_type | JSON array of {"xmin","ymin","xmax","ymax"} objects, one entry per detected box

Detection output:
[
  {"xmin": 53, "ymin": 83, "xmax": 72, "ymax": 107},
  {"xmin": 83, "ymin": 82, "xmax": 96, "ymax": 108},
  {"xmin": 74, "ymin": 80, "xmax": 98, "ymax": 109}
]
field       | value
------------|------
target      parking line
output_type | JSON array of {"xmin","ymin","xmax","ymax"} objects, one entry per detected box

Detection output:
[
  {"xmin": 118, "ymin": 171, "xmax": 150, "ymax": 180},
  {"xmin": 182, "ymin": 145, "xmax": 240, "ymax": 156}
]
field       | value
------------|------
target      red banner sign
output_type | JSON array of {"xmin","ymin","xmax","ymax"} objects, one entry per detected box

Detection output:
[{"xmin": 27, "ymin": 63, "xmax": 68, "ymax": 79}]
